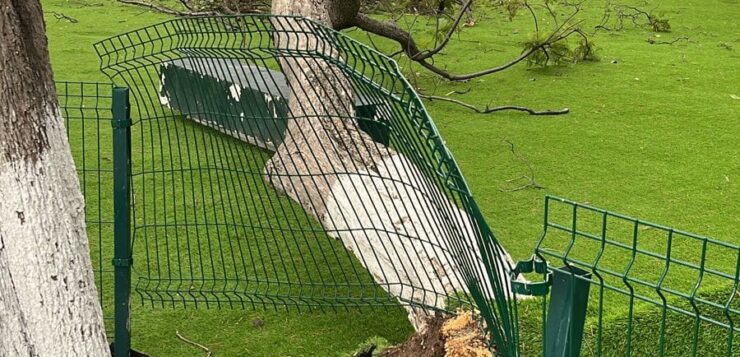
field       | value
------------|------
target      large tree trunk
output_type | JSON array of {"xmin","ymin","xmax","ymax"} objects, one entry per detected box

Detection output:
[
  {"xmin": 267, "ymin": 0, "xmax": 516, "ymax": 331},
  {"xmin": 0, "ymin": 1, "xmax": 110, "ymax": 355}
]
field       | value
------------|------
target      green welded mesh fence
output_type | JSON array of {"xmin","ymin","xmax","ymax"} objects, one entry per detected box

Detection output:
[
  {"xmin": 55, "ymin": 14, "xmax": 739, "ymax": 357},
  {"xmin": 513, "ymin": 196, "xmax": 739, "ymax": 356},
  {"xmin": 56, "ymin": 81, "xmax": 116, "ymax": 337},
  {"xmin": 92, "ymin": 14, "xmax": 519, "ymax": 354}
]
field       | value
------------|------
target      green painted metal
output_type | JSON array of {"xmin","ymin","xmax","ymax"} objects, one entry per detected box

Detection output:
[
  {"xmin": 112, "ymin": 87, "xmax": 132, "ymax": 357},
  {"xmin": 93, "ymin": 15, "xmax": 518, "ymax": 355},
  {"xmin": 515, "ymin": 196, "xmax": 740, "ymax": 356},
  {"xmin": 56, "ymin": 15, "xmax": 740, "ymax": 356},
  {"xmin": 510, "ymin": 258, "xmax": 551, "ymax": 296},
  {"xmin": 56, "ymin": 81, "xmax": 117, "ymax": 338},
  {"xmin": 544, "ymin": 266, "xmax": 591, "ymax": 357},
  {"xmin": 159, "ymin": 58, "xmax": 388, "ymax": 151}
]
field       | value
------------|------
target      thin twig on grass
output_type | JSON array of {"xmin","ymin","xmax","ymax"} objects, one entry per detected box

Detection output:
[
  {"xmin": 51, "ymin": 12, "xmax": 79, "ymax": 23},
  {"xmin": 419, "ymin": 94, "xmax": 569, "ymax": 116},
  {"xmin": 500, "ymin": 139, "xmax": 545, "ymax": 192},
  {"xmin": 176, "ymin": 330, "xmax": 213, "ymax": 357},
  {"xmin": 117, "ymin": 0, "xmax": 220, "ymax": 16},
  {"xmin": 647, "ymin": 36, "xmax": 688, "ymax": 45}
]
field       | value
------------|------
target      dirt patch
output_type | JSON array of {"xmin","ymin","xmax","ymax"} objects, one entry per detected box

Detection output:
[
  {"xmin": 379, "ymin": 312, "xmax": 492, "ymax": 357},
  {"xmin": 379, "ymin": 314, "xmax": 447, "ymax": 357}
]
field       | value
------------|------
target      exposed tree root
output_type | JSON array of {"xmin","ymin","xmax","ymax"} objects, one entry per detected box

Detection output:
[{"xmin": 379, "ymin": 311, "xmax": 492, "ymax": 357}]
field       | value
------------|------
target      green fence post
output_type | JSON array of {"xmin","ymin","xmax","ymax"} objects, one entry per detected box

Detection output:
[
  {"xmin": 545, "ymin": 266, "xmax": 591, "ymax": 357},
  {"xmin": 112, "ymin": 87, "xmax": 132, "ymax": 357}
]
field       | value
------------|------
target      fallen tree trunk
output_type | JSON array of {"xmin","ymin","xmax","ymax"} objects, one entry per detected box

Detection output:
[{"xmin": 266, "ymin": 0, "xmax": 517, "ymax": 331}]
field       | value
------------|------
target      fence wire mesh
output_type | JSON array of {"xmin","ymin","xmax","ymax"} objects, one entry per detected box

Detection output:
[
  {"xmin": 93, "ymin": 15, "xmax": 518, "ymax": 353},
  {"xmin": 57, "ymin": 81, "xmax": 116, "ymax": 337},
  {"xmin": 515, "ymin": 196, "xmax": 739, "ymax": 356},
  {"xmin": 57, "ymin": 16, "xmax": 740, "ymax": 357}
]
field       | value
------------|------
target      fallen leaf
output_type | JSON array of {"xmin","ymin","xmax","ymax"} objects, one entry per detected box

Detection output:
[{"xmin": 730, "ymin": 94, "xmax": 740, "ymax": 100}]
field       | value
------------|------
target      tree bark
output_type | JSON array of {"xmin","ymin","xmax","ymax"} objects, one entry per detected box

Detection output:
[
  {"xmin": 267, "ymin": 0, "xmax": 517, "ymax": 331},
  {"xmin": 0, "ymin": 1, "xmax": 110, "ymax": 355},
  {"xmin": 266, "ymin": 0, "xmax": 383, "ymax": 222}
]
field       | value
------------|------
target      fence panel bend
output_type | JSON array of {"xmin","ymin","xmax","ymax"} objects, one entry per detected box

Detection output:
[{"xmin": 92, "ymin": 15, "xmax": 519, "ymax": 355}]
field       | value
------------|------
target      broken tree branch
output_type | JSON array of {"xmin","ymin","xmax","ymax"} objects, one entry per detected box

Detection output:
[
  {"xmin": 116, "ymin": 0, "xmax": 220, "ymax": 16},
  {"xmin": 50, "ymin": 11, "xmax": 79, "ymax": 23},
  {"xmin": 419, "ymin": 94, "xmax": 569, "ymax": 116},
  {"xmin": 175, "ymin": 330, "xmax": 212, "ymax": 357},
  {"xmin": 594, "ymin": 3, "xmax": 671, "ymax": 33},
  {"xmin": 415, "ymin": 0, "xmax": 474, "ymax": 61},
  {"xmin": 647, "ymin": 36, "xmax": 688, "ymax": 45},
  {"xmin": 355, "ymin": 2, "xmax": 586, "ymax": 81},
  {"xmin": 116, "ymin": 0, "xmax": 271, "ymax": 16},
  {"xmin": 501, "ymin": 139, "xmax": 545, "ymax": 192}
]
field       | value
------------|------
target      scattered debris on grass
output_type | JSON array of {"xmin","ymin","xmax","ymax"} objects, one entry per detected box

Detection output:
[
  {"xmin": 441, "ymin": 311, "xmax": 492, "ymax": 357},
  {"xmin": 348, "ymin": 336, "xmax": 391, "ymax": 357},
  {"xmin": 380, "ymin": 314, "xmax": 447, "ymax": 357},
  {"xmin": 50, "ymin": 11, "xmax": 79, "ymax": 23},
  {"xmin": 379, "ymin": 312, "xmax": 492, "ymax": 357},
  {"xmin": 647, "ymin": 36, "xmax": 688, "ymax": 45},
  {"xmin": 718, "ymin": 42, "xmax": 734, "ymax": 51},
  {"xmin": 420, "ymin": 94, "xmax": 570, "ymax": 116},
  {"xmin": 501, "ymin": 140, "xmax": 545, "ymax": 193},
  {"xmin": 176, "ymin": 330, "xmax": 212, "ymax": 357}
]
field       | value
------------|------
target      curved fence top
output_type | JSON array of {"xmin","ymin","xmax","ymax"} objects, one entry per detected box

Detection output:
[{"xmin": 94, "ymin": 15, "xmax": 518, "ymax": 354}]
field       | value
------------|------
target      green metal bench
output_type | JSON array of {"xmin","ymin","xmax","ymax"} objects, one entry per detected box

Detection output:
[{"xmin": 159, "ymin": 58, "xmax": 389, "ymax": 151}]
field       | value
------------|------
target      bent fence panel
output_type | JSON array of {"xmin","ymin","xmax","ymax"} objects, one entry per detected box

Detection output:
[
  {"xmin": 92, "ymin": 15, "xmax": 518, "ymax": 355},
  {"xmin": 59, "ymin": 15, "xmax": 738, "ymax": 357}
]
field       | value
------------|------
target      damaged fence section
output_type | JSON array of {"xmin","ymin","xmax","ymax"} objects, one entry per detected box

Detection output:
[
  {"xmin": 54, "ymin": 14, "xmax": 739, "ymax": 357},
  {"xmin": 92, "ymin": 14, "xmax": 518, "ymax": 356}
]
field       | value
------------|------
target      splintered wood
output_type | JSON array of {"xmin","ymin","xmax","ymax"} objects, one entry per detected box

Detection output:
[
  {"xmin": 379, "ymin": 312, "xmax": 493, "ymax": 357},
  {"xmin": 441, "ymin": 311, "xmax": 492, "ymax": 357}
]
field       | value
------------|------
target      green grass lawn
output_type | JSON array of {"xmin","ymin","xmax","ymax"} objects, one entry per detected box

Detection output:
[{"xmin": 44, "ymin": 0, "xmax": 739, "ymax": 355}]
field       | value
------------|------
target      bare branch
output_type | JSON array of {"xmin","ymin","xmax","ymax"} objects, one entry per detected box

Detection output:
[
  {"xmin": 419, "ymin": 94, "xmax": 569, "ymax": 116},
  {"xmin": 415, "ymin": 0, "xmax": 474, "ymax": 60},
  {"xmin": 178, "ymin": 0, "xmax": 196, "ymax": 11},
  {"xmin": 500, "ymin": 139, "xmax": 545, "ymax": 192},
  {"xmin": 647, "ymin": 36, "xmax": 688, "ymax": 45},
  {"xmin": 176, "ymin": 330, "xmax": 212, "ymax": 357},
  {"xmin": 356, "ymin": 13, "xmax": 538, "ymax": 80},
  {"xmin": 50, "ymin": 11, "xmax": 78, "ymax": 23},
  {"xmin": 458, "ymin": 0, "xmax": 475, "ymax": 26},
  {"xmin": 523, "ymin": 1, "xmax": 539, "ymax": 33},
  {"xmin": 594, "ymin": 3, "xmax": 671, "ymax": 33},
  {"xmin": 355, "ymin": 3, "xmax": 586, "ymax": 81},
  {"xmin": 445, "ymin": 88, "xmax": 471, "ymax": 96},
  {"xmin": 116, "ymin": 0, "xmax": 221, "ymax": 16},
  {"xmin": 353, "ymin": 1, "xmax": 473, "ymax": 62}
]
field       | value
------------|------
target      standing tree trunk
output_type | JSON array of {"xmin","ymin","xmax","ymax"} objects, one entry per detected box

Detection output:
[
  {"xmin": 266, "ymin": 0, "xmax": 517, "ymax": 331},
  {"xmin": 0, "ymin": 1, "xmax": 110, "ymax": 355}
]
